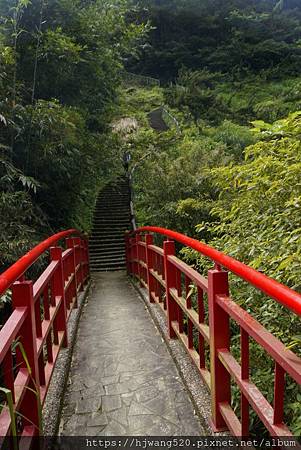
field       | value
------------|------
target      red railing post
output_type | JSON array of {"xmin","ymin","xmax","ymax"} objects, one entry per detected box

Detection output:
[
  {"xmin": 50, "ymin": 247, "xmax": 68, "ymax": 347},
  {"xmin": 12, "ymin": 281, "xmax": 40, "ymax": 433},
  {"xmin": 125, "ymin": 233, "xmax": 131, "ymax": 275},
  {"xmin": 163, "ymin": 240, "xmax": 177, "ymax": 339},
  {"xmin": 73, "ymin": 237, "xmax": 84, "ymax": 291},
  {"xmin": 129, "ymin": 237, "xmax": 136, "ymax": 277},
  {"xmin": 66, "ymin": 238, "xmax": 78, "ymax": 308},
  {"xmin": 145, "ymin": 234, "xmax": 154, "ymax": 303},
  {"xmin": 83, "ymin": 237, "xmax": 90, "ymax": 283},
  {"xmin": 208, "ymin": 267, "xmax": 231, "ymax": 431},
  {"xmin": 136, "ymin": 233, "xmax": 143, "ymax": 287}
]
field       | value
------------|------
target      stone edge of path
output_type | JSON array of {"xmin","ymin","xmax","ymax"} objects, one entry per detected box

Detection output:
[
  {"xmin": 42, "ymin": 280, "xmax": 92, "ymax": 436},
  {"xmin": 130, "ymin": 278, "xmax": 228, "ymax": 437}
]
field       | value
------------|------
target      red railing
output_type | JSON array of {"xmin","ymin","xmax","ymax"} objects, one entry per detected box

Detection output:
[
  {"xmin": 0, "ymin": 229, "xmax": 89, "ymax": 445},
  {"xmin": 125, "ymin": 226, "xmax": 301, "ymax": 437}
]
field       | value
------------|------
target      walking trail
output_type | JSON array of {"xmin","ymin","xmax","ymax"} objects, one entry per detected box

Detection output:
[{"xmin": 59, "ymin": 272, "xmax": 205, "ymax": 436}]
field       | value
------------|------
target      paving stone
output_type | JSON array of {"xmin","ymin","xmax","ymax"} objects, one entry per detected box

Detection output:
[
  {"xmin": 61, "ymin": 414, "xmax": 87, "ymax": 434},
  {"xmin": 108, "ymin": 406, "xmax": 128, "ymax": 427},
  {"xmin": 103, "ymin": 363, "xmax": 119, "ymax": 376},
  {"xmin": 76, "ymin": 397, "xmax": 102, "ymax": 414},
  {"xmin": 87, "ymin": 412, "xmax": 109, "ymax": 428},
  {"xmin": 135, "ymin": 385, "xmax": 160, "ymax": 403},
  {"xmin": 128, "ymin": 415, "xmax": 157, "ymax": 433},
  {"xmin": 121, "ymin": 392, "xmax": 134, "ymax": 406},
  {"xmin": 148, "ymin": 418, "xmax": 179, "ymax": 436},
  {"xmin": 128, "ymin": 400, "xmax": 154, "ymax": 416},
  {"xmin": 102, "ymin": 420, "xmax": 127, "ymax": 436},
  {"xmin": 59, "ymin": 272, "xmax": 205, "ymax": 436},
  {"xmin": 101, "ymin": 375, "xmax": 119, "ymax": 385},
  {"xmin": 104, "ymin": 381, "xmax": 132, "ymax": 395},
  {"xmin": 82, "ymin": 378, "xmax": 99, "ymax": 389},
  {"xmin": 102, "ymin": 395, "xmax": 122, "ymax": 412},
  {"xmin": 83, "ymin": 384, "xmax": 105, "ymax": 398}
]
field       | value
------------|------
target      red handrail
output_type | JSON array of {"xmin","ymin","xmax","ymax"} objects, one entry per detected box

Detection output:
[
  {"xmin": 134, "ymin": 226, "xmax": 301, "ymax": 316},
  {"xmin": 0, "ymin": 229, "xmax": 90, "ymax": 443},
  {"xmin": 126, "ymin": 226, "xmax": 301, "ymax": 436},
  {"xmin": 0, "ymin": 229, "xmax": 80, "ymax": 296}
]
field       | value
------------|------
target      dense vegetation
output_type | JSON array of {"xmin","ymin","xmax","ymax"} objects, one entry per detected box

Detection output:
[
  {"xmin": 1, "ymin": 0, "xmax": 301, "ymax": 437},
  {"xmin": 120, "ymin": 0, "xmax": 301, "ymax": 435},
  {"xmin": 0, "ymin": 0, "xmax": 146, "ymax": 269}
]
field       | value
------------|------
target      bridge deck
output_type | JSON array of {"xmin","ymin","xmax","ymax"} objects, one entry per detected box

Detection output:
[{"xmin": 59, "ymin": 272, "xmax": 204, "ymax": 436}]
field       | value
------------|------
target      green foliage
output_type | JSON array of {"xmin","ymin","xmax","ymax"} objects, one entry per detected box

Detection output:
[
  {"xmin": 123, "ymin": 84, "xmax": 301, "ymax": 434},
  {"xmin": 0, "ymin": 0, "xmax": 147, "ymax": 269},
  {"xmin": 190, "ymin": 111, "xmax": 301, "ymax": 435},
  {"xmin": 130, "ymin": 0, "xmax": 301, "ymax": 81}
]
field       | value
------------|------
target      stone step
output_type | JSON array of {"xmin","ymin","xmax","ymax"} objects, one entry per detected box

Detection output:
[
  {"xmin": 97, "ymin": 193, "xmax": 129, "ymax": 200},
  {"xmin": 90, "ymin": 255, "xmax": 126, "ymax": 263},
  {"xmin": 91, "ymin": 262, "xmax": 126, "ymax": 272},
  {"xmin": 91, "ymin": 223, "xmax": 130, "ymax": 229},
  {"xmin": 91, "ymin": 266, "xmax": 126, "ymax": 272},
  {"xmin": 91, "ymin": 223, "xmax": 129, "ymax": 229},
  {"xmin": 89, "ymin": 236, "xmax": 125, "ymax": 243},
  {"xmin": 95, "ymin": 196, "xmax": 130, "ymax": 206},
  {"xmin": 90, "ymin": 228, "xmax": 126, "ymax": 239},
  {"xmin": 89, "ymin": 235, "xmax": 126, "ymax": 241},
  {"xmin": 89, "ymin": 240, "xmax": 125, "ymax": 247},
  {"xmin": 94, "ymin": 205, "xmax": 129, "ymax": 210},
  {"xmin": 89, "ymin": 248, "xmax": 125, "ymax": 257},
  {"xmin": 92, "ymin": 217, "xmax": 130, "ymax": 221},
  {"xmin": 94, "ymin": 205, "xmax": 130, "ymax": 210},
  {"xmin": 93, "ymin": 213, "xmax": 130, "ymax": 219},
  {"xmin": 91, "ymin": 261, "xmax": 126, "ymax": 271},
  {"xmin": 89, "ymin": 241, "xmax": 125, "ymax": 248}
]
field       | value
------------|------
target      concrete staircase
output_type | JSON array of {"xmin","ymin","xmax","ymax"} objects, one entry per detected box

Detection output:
[{"xmin": 89, "ymin": 178, "xmax": 131, "ymax": 272}]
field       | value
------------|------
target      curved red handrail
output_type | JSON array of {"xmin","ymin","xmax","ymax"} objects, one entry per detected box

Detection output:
[
  {"xmin": 133, "ymin": 226, "xmax": 301, "ymax": 317},
  {"xmin": 0, "ymin": 229, "xmax": 81, "ymax": 296}
]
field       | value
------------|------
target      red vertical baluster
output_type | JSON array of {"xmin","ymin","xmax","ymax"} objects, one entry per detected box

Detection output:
[
  {"xmin": 50, "ymin": 247, "xmax": 68, "ymax": 348},
  {"xmin": 125, "ymin": 233, "xmax": 131, "ymax": 275},
  {"xmin": 50, "ymin": 276, "xmax": 55, "ymax": 307},
  {"xmin": 163, "ymin": 240, "xmax": 177, "ymax": 339},
  {"xmin": 143, "ymin": 238, "xmax": 147, "ymax": 283},
  {"xmin": 145, "ymin": 234, "xmax": 155, "ymax": 303},
  {"xmin": 74, "ymin": 237, "xmax": 84, "ymax": 292},
  {"xmin": 185, "ymin": 276, "xmax": 193, "ymax": 349},
  {"xmin": 80, "ymin": 239, "xmax": 85, "ymax": 285},
  {"xmin": 136, "ymin": 234, "xmax": 143, "ymax": 287},
  {"xmin": 38, "ymin": 352, "xmax": 46, "ymax": 388},
  {"xmin": 12, "ymin": 281, "xmax": 40, "ymax": 434},
  {"xmin": 176, "ymin": 269, "xmax": 184, "ymax": 333},
  {"xmin": 82, "ymin": 237, "xmax": 89, "ymax": 282},
  {"xmin": 134, "ymin": 236, "xmax": 138, "ymax": 278},
  {"xmin": 273, "ymin": 362, "xmax": 285, "ymax": 425},
  {"xmin": 154, "ymin": 253, "xmax": 158, "ymax": 301},
  {"xmin": 34, "ymin": 296, "xmax": 42, "ymax": 339},
  {"xmin": 43, "ymin": 284, "xmax": 50, "ymax": 320},
  {"xmin": 3, "ymin": 353, "xmax": 15, "ymax": 403},
  {"xmin": 208, "ymin": 267, "xmax": 230, "ymax": 431},
  {"xmin": 66, "ymin": 238, "xmax": 78, "ymax": 308},
  {"xmin": 198, "ymin": 286, "xmax": 205, "ymax": 369},
  {"xmin": 82, "ymin": 238, "xmax": 88, "ymax": 283},
  {"xmin": 241, "ymin": 328, "xmax": 249, "ymax": 435},
  {"xmin": 130, "ymin": 237, "xmax": 136, "ymax": 277}
]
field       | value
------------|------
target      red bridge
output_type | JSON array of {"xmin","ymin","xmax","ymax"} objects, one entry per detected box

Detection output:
[{"xmin": 0, "ymin": 181, "xmax": 300, "ymax": 445}]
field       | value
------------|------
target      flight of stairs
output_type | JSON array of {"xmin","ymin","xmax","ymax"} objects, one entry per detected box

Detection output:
[{"xmin": 89, "ymin": 178, "xmax": 131, "ymax": 272}]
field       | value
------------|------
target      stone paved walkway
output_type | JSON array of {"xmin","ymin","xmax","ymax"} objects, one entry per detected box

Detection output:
[{"xmin": 60, "ymin": 272, "xmax": 204, "ymax": 436}]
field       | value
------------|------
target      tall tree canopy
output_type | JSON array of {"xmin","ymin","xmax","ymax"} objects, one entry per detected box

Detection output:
[
  {"xmin": 0, "ymin": 0, "xmax": 146, "ymax": 267},
  {"xmin": 129, "ymin": 0, "xmax": 301, "ymax": 81}
]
